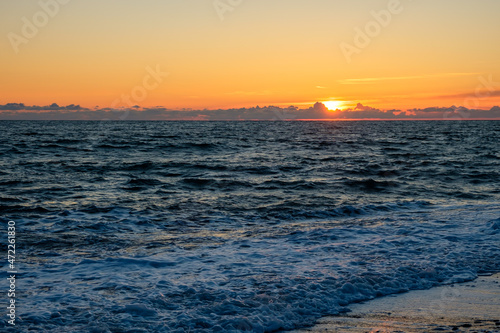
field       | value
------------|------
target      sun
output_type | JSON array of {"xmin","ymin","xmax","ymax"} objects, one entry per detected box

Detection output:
[{"xmin": 323, "ymin": 101, "xmax": 344, "ymax": 111}]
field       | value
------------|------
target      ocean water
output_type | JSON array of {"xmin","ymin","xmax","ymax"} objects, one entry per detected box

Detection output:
[{"xmin": 1, "ymin": 120, "xmax": 499, "ymax": 332}]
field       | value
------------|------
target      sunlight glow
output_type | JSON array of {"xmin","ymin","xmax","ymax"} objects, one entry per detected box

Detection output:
[{"xmin": 323, "ymin": 101, "xmax": 344, "ymax": 111}]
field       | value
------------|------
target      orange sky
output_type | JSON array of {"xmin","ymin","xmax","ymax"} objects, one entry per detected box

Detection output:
[{"xmin": 1, "ymin": 0, "xmax": 499, "ymax": 112}]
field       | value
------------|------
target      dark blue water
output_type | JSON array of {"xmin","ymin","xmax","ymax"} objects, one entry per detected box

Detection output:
[{"xmin": 1, "ymin": 121, "xmax": 499, "ymax": 332}]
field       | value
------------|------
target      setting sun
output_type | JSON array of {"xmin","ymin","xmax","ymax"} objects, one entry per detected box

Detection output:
[{"xmin": 323, "ymin": 101, "xmax": 344, "ymax": 111}]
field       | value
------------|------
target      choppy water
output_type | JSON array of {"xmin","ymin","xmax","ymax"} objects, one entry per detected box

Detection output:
[{"xmin": 1, "ymin": 120, "xmax": 499, "ymax": 332}]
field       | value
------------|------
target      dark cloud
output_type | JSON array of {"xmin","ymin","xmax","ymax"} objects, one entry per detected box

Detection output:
[
  {"xmin": 0, "ymin": 103, "xmax": 26, "ymax": 110},
  {"xmin": 0, "ymin": 103, "xmax": 86, "ymax": 111},
  {"xmin": 435, "ymin": 90, "xmax": 500, "ymax": 100},
  {"xmin": 354, "ymin": 103, "xmax": 378, "ymax": 111},
  {"xmin": 0, "ymin": 103, "xmax": 499, "ymax": 120}
]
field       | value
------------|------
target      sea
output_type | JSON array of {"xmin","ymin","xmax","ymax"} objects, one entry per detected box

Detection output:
[{"xmin": 1, "ymin": 120, "xmax": 499, "ymax": 332}]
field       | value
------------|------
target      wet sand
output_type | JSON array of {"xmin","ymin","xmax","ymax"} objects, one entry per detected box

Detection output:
[{"xmin": 291, "ymin": 274, "xmax": 500, "ymax": 333}]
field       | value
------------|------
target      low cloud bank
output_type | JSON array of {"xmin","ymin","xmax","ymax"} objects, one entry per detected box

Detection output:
[{"xmin": 0, "ymin": 102, "xmax": 499, "ymax": 120}]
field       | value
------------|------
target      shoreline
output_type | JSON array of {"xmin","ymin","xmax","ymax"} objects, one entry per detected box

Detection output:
[{"xmin": 290, "ymin": 273, "xmax": 500, "ymax": 333}]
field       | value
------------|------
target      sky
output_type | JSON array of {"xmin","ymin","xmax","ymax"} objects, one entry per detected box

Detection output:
[{"xmin": 1, "ymin": 0, "xmax": 500, "ymax": 119}]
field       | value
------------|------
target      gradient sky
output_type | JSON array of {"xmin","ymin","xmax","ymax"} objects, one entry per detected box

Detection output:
[{"xmin": 1, "ymin": 0, "xmax": 500, "ymax": 112}]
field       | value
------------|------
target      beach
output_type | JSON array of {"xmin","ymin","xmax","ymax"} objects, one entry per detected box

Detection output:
[{"xmin": 291, "ymin": 274, "xmax": 500, "ymax": 333}]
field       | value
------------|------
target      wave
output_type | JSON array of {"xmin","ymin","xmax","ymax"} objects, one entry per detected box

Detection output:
[{"xmin": 9, "ymin": 203, "xmax": 500, "ymax": 332}]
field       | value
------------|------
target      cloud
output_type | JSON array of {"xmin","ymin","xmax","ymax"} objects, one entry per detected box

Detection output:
[
  {"xmin": 434, "ymin": 90, "xmax": 500, "ymax": 100},
  {"xmin": 0, "ymin": 103, "xmax": 26, "ymax": 110},
  {"xmin": 339, "ymin": 73, "xmax": 480, "ymax": 85},
  {"xmin": 1, "ymin": 103, "xmax": 499, "ymax": 120},
  {"xmin": 0, "ymin": 103, "xmax": 86, "ymax": 111},
  {"xmin": 353, "ymin": 103, "xmax": 377, "ymax": 111},
  {"xmin": 225, "ymin": 90, "xmax": 273, "ymax": 96},
  {"xmin": 406, "ymin": 106, "xmax": 500, "ymax": 119}
]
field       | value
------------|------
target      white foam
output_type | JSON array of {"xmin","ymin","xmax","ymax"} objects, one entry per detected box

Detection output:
[{"xmin": 11, "ymin": 204, "xmax": 500, "ymax": 332}]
